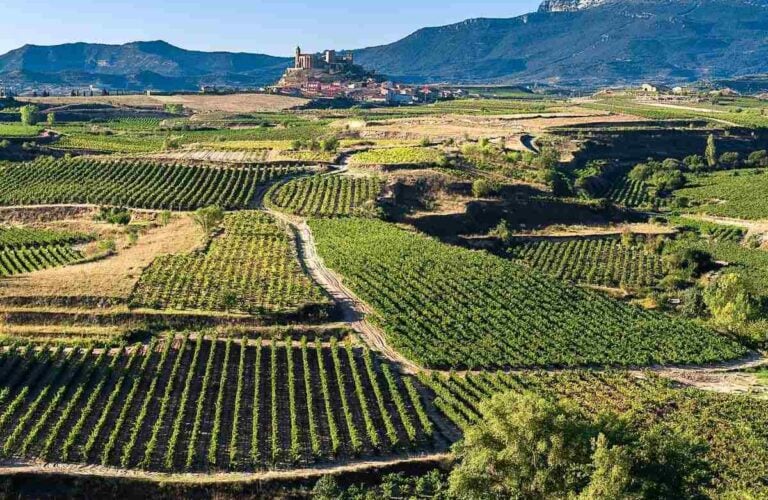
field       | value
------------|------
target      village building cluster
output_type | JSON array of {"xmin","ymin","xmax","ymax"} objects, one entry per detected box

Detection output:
[{"xmin": 271, "ymin": 46, "xmax": 465, "ymax": 105}]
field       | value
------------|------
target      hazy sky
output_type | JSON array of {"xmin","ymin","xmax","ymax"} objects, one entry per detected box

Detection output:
[{"xmin": 0, "ymin": 0, "xmax": 542, "ymax": 56}]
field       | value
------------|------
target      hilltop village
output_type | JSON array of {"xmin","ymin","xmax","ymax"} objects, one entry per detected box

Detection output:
[{"xmin": 271, "ymin": 46, "xmax": 462, "ymax": 104}]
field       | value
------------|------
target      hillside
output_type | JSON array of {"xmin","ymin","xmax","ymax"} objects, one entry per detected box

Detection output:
[
  {"xmin": 354, "ymin": 0, "xmax": 768, "ymax": 85},
  {"xmin": 2, "ymin": 0, "xmax": 768, "ymax": 90},
  {"xmin": 0, "ymin": 41, "xmax": 291, "ymax": 91}
]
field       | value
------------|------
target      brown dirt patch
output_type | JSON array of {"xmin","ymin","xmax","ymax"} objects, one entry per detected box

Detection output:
[
  {"xmin": 360, "ymin": 112, "xmax": 642, "ymax": 144},
  {"xmin": 20, "ymin": 93, "xmax": 308, "ymax": 113},
  {"xmin": 0, "ymin": 215, "xmax": 201, "ymax": 300}
]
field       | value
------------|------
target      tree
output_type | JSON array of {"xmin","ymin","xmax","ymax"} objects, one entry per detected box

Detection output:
[
  {"xmin": 718, "ymin": 152, "xmax": 740, "ymax": 170},
  {"xmin": 578, "ymin": 434, "xmax": 633, "ymax": 500},
  {"xmin": 472, "ymin": 178, "xmax": 499, "ymax": 198},
  {"xmin": 704, "ymin": 272, "xmax": 759, "ymax": 330},
  {"xmin": 448, "ymin": 392, "xmax": 596, "ymax": 499},
  {"xmin": 46, "ymin": 112, "xmax": 56, "ymax": 126},
  {"xmin": 489, "ymin": 220, "xmax": 513, "ymax": 244},
  {"xmin": 449, "ymin": 392, "xmax": 712, "ymax": 500},
  {"xmin": 747, "ymin": 150, "xmax": 768, "ymax": 167},
  {"xmin": 705, "ymin": 134, "xmax": 718, "ymax": 169},
  {"xmin": 19, "ymin": 104, "xmax": 38, "ymax": 126},
  {"xmin": 192, "ymin": 205, "xmax": 225, "ymax": 236}
]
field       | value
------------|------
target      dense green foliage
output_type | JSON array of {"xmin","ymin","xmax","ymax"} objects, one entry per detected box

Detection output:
[
  {"xmin": 0, "ymin": 157, "xmax": 305, "ymax": 209},
  {"xmin": 132, "ymin": 212, "xmax": 331, "ymax": 317},
  {"xmin": 309, "ymin": 218, "xmax": 745, "ymax": 369},
  {"xmin": 508, "ymin": 236, "xmax": 665, "ymax": 288},
  {"xmin": 421, "ymin": 370, "xmax": 768, "ymax": 498},
  {"xmin": 268, "ymin": 175, "xmax": 382, "ymax": 217},
  {"xmin": 0, "ymin": 338, "xmax": 435, "ymax": 471}
]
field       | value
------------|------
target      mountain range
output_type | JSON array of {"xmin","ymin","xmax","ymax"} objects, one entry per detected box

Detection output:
[{"xmin": 1, "ymin": 0, "xmax": 768, "ymax": 91}]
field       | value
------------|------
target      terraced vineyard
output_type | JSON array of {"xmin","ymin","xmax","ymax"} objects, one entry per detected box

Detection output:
[
  {"xmin": 0, "ymin": 227, "xmax": 87, "ymax": 248},
  {"xmin": 0, "ymin": 245, "xmax": 83, "ymax": 277},
  {"xmin": 508, "ymin": 237, "xmax": 665, "ymax": 288},
  {"xmin": 268, "ymin": 176, "xmax": 382, "ymax": 217},
  {"xmin": 0, "ymin": 334, "xmax": 434, "ymax": 471},
  {"xmin": 419, "ymin": 370, "xmax": 768, "ymax": 497},
  {"xmin": 348, "ymin": 147, "xmax": 444, "ymax": 167},
  {"xmin": 0, "ymin": 157, "xmax": 307, "ymax": 209},
  {"xmin": 131, "ymin": 211, "xmax": 331, "ymax": 318},
  {"xmin": 676, "ymin": 169, "xmax": 768, "ymax": 220},
  {"xmin": 309, "ymin": 218, "xmax": 746, "ymax": 369},
  {"xmin": 0, "ymin": 227, "xmax": 88, "ymax": 277},
  {"xmin": 605, "ymin": 177, "xmax": 652, "ymax": 207},
  {"xmin": 0, "ymin": 124, "xmax": 43, "ymax": 138},
  {"xmin": 0, "ymin": 337, "xmax": 436, "ymax": 471}
]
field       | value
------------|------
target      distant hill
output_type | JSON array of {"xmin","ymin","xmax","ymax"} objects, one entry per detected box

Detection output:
[
  {"xmin": 0, "ymin": 41, "xmax": 291, "ymax": 91},
  {"xmin": 2, "ymin": 0, "xmax": 768, "ymax": 91},
  {"xmin": 354, "ymin": 0, "xmax": 768, "ymax": 86}
]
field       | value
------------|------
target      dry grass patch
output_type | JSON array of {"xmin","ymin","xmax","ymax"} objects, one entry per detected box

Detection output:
[{"xmin": 0, "ymin": 215, "xmax": 201, "ymax": 300}]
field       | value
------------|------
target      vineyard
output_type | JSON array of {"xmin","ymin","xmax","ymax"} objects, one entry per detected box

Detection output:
[
  {"xmin": 676, "ymin": 169, "xmax": 768, "ymax": 219},
  {"xmin": 419, "ymin": 369, "xmax": 768, "ymax": 497},
  {"xmin": 605, "ymin": 177, "xmax": 653, "ymax": 207},
  {"xmin": 0, "ymin": 227, "xmax": 88, "ymax": 248},
  {"xmin": 309, "ymin": 218, "xmax": 746, "ymax": 369},
  {"xmin": 0, "ymin": 336, "xmax": 437, "ymax": 471},
  {"xmin": 267, "ymin": 176, "xmax": 382, "ymax": 217},
  {"xmin": 131, "ymin": 211, "xmax": 332, "ymax": 318},
  {"xmin": 0, "ymin": 124, "xmax": 43, "ymax": 138},
  {"xmin": 348, "ymin": 147, "xmax": 444, "ymax": 167},
  {"xmin": 508, "ymin": 237, "xmax": 665, "ymax": 288},
  {"xmin": 0, "ymin": 244, "xmax": 83, "ymax": 277},
  {"xmin": 0, "ymin": 157, "xmax": 307, "ymax": 210}
]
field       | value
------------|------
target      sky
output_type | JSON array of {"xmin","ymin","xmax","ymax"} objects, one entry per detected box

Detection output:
[{"xmin": 0, "ymin": 0, "xmax": 542, "ymax": 56}]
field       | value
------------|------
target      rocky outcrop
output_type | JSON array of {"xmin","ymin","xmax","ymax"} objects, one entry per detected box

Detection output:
[{"xmin": 539, "ymin": 0, "xmax": 611, "ymax": 12}]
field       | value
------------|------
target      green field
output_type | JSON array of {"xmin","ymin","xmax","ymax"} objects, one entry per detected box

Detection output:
[
  {"xmin": 676, "ymin": 170, "xmax": 768, "ymax": 220},
  {"xmin": 0, "ymin": 124, "xmax": 43, "ymax": 138},
  {"xmin": 309, "ymin": 218, "xmax": 745, "ymax": 369},
  {"xmin": 0, "ymin": 336, "xmax": 435, "ymax": 471},
  {"xmin": 508, "ymin": 236, "xmax": 665, "ymax": 288},
  {"xmin": 131, "ymin": 212, "xmax": 331, "ymax": 318},
  {"xmin": 267, "ymin": 175, "xmax": 382, "ymax": 217},
  {"xmin": 0, "ymin": 157, "xmax": 306, "ymax": 210},
  {"xmin": 348, "ymin": 147, "xmax": 444, "ymax": 167}
]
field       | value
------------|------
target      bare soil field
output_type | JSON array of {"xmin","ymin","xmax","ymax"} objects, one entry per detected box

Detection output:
[
  {"xmin": 0, "ymin": 215, "xmax": 201, "ymax": 300},
  {"xmin": 20, "ymin": 93, "xmax": 308, "ymax": 113},
  {"xmin": 360, "ymin": 112, "xmax": 643, "ymax": 144}
]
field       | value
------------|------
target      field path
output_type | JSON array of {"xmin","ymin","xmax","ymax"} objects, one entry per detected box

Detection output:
[{"xmin": 0, "ymin": 452, "xmax": 452, "ymax": 484}]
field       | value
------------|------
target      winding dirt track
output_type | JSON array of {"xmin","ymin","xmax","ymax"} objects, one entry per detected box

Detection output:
[{"xmin": 268, "ymin": 209, "xmax": 422, "ymax": 375}]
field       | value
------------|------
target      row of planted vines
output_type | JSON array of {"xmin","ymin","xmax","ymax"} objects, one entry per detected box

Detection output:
[
  {"xmin": 0, "ymin": 157, "xmax": 308, "ymax": 210},
  {"xmin": 0, "ymin": 336, "xmax": 436, "ymax": 471},
  {"xmin": 309, "ymin": 218, "xmax": 746, "ymax": 369},
  {"xmin": 0, "ymin": 245, "xmax": 83, "ymax": 277},
  {"xmin": 507, "ymin": 237, "xmax": 665, "ymax": 288},
  {"xmin": 268, "ymin": 176, "xmax": 382, "ymax": 217},
  {"xmin": 420, "ymin": 369, "xmax": 768, "ymax": 497},
  {"xmin": 131, "ymin": 211, "xmax": 331, "ymax": 318}
]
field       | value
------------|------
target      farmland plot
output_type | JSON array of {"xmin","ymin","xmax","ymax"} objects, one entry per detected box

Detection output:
[
  {"xmin": 309, "ymin": 218, "xmax": 746, "ymax": 369},
  {"xmin": 131, "ymin": 211, "xmax": 332, "ymax": 319},
  {"xmin": 508, "ymin": 237, "xmax": 665, "ymax": 288},
  {"xmin": 0, "ymin": 226, "xmax": 89, "ymax": 277},
  {"xmin": 0, "ymin": 337, "xmax": 437, "ymax": 471},
  {"xmin": 0, "ymin": 157, "xmax": 308, "ymax": 210},
  {"xmin": 268, "ymin": 176, "xmax": 382, "ymax": 217}
]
